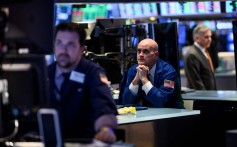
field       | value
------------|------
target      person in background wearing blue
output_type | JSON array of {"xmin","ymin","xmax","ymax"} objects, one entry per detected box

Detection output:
[
  {"xmin": 48, "ymin": 22, "xmax": 117, "ymax": 143},
  {"xmin": 121, "ymin": 38, "xmax": 184, "ymax": 108}
]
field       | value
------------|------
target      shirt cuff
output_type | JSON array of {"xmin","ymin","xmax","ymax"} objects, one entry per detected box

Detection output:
[
  {"xmin": 95, "ymin": 114, "xmax": 117, "ymax": 132},
  {"xmin": 142, "ymin": 81, "xmax": 153, "ymax": 94},
  {"xmin": 129, "ymin": 83, "xmax": 139, "ymax": 95}
]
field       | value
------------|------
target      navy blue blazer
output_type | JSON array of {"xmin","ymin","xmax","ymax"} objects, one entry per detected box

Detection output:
[
  {"xmin": 48, "ymin": 57, "xmax": 117, "ymax": 139},
  {"xmin": 121, "ymin": 58, "xmax": 184, "ymax": 108}
]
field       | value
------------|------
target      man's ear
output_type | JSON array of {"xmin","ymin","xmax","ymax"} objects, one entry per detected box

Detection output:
[
  {"xmin": 194, "ymin": 35, "xmax": 199, "ymax": 42},
  {"xmin": 81, "ymin": 45, "xmax": 85, "ymax": 53},
  {"xmin": 155, "ymin": 51, "xmax": 159, "ymax": 59}
]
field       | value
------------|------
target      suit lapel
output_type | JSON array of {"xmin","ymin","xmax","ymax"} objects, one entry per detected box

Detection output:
[{"xmin": 193, "ymin": 45, "xmax": 210, "ymax": 67}]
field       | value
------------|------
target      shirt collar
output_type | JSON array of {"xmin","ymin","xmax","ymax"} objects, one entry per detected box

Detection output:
[
  {"xmin": 194, "ymin": 42, "xmax": 208, "ymax": 58},
  {"xmin": 194, "ymin": 42, "xmax": 206, "ymax": 52},
  {"xmin": 55, "ymin": 58, "xmax": 81, "ymax": 78},
  {"xmin": 55, "ymin": 65, "xmax": 63, "ymax": 78},
  {"xmin": 55, "ymin": 64, "xmax": 77, "ymax": 78}
]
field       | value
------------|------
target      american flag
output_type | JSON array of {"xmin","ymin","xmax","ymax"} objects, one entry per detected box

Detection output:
[{"xmin": 164, "ymin": 79, "xmax": 174, "ymax": 89}]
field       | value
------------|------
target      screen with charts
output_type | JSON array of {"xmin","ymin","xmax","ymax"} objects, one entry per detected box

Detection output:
[
  {"xmin": 159, "ymin": 1, "xmax": 221, "ymax": 16},
  {"xmin": 114, "ymin": 3, "xmax": 158, "ymax": 18},
  {"xmin": 225, "ymin": 1, "xmax": 237, "ymax": 13},
  {"xmin": 55, "ymin": 3, "xmax": 158, "ymax": 24}
]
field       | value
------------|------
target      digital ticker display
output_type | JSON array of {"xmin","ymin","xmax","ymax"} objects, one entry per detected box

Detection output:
[
  {"xmin": 225, "ymin": 1, "xmax": 237, "ymax": 13},
  {"xmin": 159, "ymin": 1, "xmax": 221, "ymax": 16}
]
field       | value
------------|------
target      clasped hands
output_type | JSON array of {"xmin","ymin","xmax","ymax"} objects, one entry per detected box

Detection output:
[{"xmin": 132, "ymin": 65, "xmax": 150, "ymax": 85}]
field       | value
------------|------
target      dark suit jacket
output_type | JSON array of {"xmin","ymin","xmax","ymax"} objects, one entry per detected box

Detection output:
[
  {"xmin": 184, "ymin": 45, "xmax": 216, "ymax": 90},
  {"xmin": 48, "ymin": 57, "xmax": 117, "ymax": 140}
]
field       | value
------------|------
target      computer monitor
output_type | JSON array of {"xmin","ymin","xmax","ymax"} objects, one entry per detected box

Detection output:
[
  {"xmin": 178, "ymin": 24, "xmax": 187, "ymax": 47},
  {"xmin": 158, "ymin": 1, "xmax": 221, "ymax": 16},
  {"xmin": 115, "ymin": 3, "xmax": 158, "ymax": 18},
  {"xmin": 148, "ymin": 22, "xmax": 180, "ymax": 83},
  {"xmin": 1, "ymin": 0, "xmax": 55, "ymax": 54},
  {"xmin": 225, "ymin": 1, "xmax": 237, "ymax": 13},
  {"xmin": 55, "ymin": 3, "xmax": 73, "ymax": 26},
  {"xmin": 227, "ymin": 31, "xmax": 234, "ymax": 52},
  {"xmin": 0, "ymin": 54, "xmax": 50, "ymax": 138}
]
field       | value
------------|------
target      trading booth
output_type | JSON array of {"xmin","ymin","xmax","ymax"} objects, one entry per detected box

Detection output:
[{"xmin": 0, "ymin": 0, "xmax": 237, "ymax": 147}]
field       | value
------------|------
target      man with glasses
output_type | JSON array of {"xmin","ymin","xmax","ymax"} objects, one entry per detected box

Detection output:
[{"xmin": 120, "ymin": 38, "xmax": 184, "ymax": 108}]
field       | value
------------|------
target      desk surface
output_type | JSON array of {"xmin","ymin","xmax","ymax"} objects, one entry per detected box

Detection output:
[
  {"xmin": 117, "ymin": 108, "xmax": 200, "ymax": 125},
  {"xmin": 12, "ymin": 140, "xmax": 133, "ymax": 147},
  {"xmin": 180, "ymin": 69, "xmax": 236, "ymax": 77},
  {"xmin": 182, "ymin": 90, "xmax": 237, "ymax": 101}
]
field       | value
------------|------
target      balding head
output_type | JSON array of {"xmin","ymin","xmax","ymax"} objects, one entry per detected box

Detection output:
[
  {"xmin": 138, "ymin": 38, "xmax": 159, "ymax": 52},
  {"xmin": 137, "ymin": 38, "xmax": 159, "ymax": 69}
]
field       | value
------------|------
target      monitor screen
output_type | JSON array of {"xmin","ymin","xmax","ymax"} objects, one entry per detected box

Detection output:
[
  {"xmin": 71, "ymin": 4, "xmax": 107, "ymax": 22},
  {"xmin": 115, "ymin": 3, "xmax": 158, "ymax": 18},
  {"xmin": 178, "ymin": 24, "xmax": 187, "ymax": 46},
  {"xmin": 227, "ymin": 31, "xmax": 234, "ymax": 52},
  {"xmin": 225, "ymin": 1, "xmax": 237, "ymax": 13},
  {"xmin": 55, "ymin": 3, "xmax": 72, "ymax": 26},
  {"xmin": 2, "ymin": 0, "xmax": 55, "ymax": 54},
  {"xmin": 159, "ymin": 2, "xmax": 221, "ymax": 16},
  {"xmin": 0, "ymin": 54, "xmax": 50, "ymax": 136},
  {"xmin": 149, "ymin": 22, "xmax": 180, "ymax": 82},
  {"xmin": 55, "ymin": 3, "xmax": 158, "ymax": 23}
]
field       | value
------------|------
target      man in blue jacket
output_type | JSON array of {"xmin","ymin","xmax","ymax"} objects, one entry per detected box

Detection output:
[
  {"xmin": 48, "ymin": 22, "xmax": 117, "ymax": 143},
  {"xmin": 121, "ymin": 38, "xmax": 184, "ymax": 108}
]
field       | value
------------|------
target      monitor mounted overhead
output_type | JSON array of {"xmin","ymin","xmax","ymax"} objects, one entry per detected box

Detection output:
[
  {"xmin": 158, "ymin": 1, "xmax": 221, "ymax": 17},
  {"xmin": 1, "ymin": 0, "xmax": 55, "ymax": 54}
]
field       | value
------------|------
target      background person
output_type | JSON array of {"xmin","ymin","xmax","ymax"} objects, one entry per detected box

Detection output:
[
  {"xmin": 47, "ymin": 22, "xmax": 117, "ymax": 143},
  {"xmin": 184, "ymin": 24, "xmax": 216, "ymax": 90}
]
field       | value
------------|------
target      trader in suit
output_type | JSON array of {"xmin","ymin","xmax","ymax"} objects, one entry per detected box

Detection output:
[
  {"xmin": 184, "ymin": 24, "xmax": 216, "ymax": 90},
  {"xmin": 48, "ymin": 22, "xmax": 117, "ymax": 143},
  {"xmin": 121, "ymin": 38, "xmax": 184, "ymax": 108}
]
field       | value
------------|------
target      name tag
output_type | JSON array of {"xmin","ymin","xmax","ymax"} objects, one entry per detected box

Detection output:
[{"xmin": 70, "ymin": 71, "xmax": 85, "ymax": 83}]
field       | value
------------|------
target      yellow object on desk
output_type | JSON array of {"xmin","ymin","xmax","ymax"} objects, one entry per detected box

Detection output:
[{"xmin": 117, "ymin": 106, "xmax": 136, "ymax": 115}]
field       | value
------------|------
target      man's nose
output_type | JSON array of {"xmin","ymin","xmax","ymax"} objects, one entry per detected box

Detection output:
[{"xmin": 61, "ymin": 44, "xmax": 68, "ymax": 52}]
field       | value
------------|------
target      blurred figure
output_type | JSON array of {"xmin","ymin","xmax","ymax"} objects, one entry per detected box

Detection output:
[
  {"xmin": 184, "ymin": 24, "xmax": 216, "ymax": 90},
  {"xmin": 48, "ymin": 22, "xmax": 117, "ymax": 143}
]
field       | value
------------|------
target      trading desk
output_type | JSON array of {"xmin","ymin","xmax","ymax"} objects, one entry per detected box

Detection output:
[
  {"xmin": 117, "ymin": 108, "xmax": 200, "ymax": 147},
  {"xmin": 10, "ymin": 108, "xmax": 200, "ymax": 147},
  {"xmin": 182, "ymin": 90, "xmax": 237, "ymax": 147},
  {"xmin": 182, "ymin": 90, "xmax": 237, "ymax": 101}
]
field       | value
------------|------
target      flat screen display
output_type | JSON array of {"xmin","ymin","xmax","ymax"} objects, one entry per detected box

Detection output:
[
  {"xmin": 159, "ymin": 2, "xmax": 221, "ymax": 16},
  {"xmin": 55, "ymin": 3, "xmax": 158, "ymax": 23},
  {"xmin": 225, "ymin": 1, "xmax": 237, "ymax": 13},
  {"xmin": 227, "ymin": 31, "xmax": 234, "ymax": 52},
  {"xmin": 115, "ymin": 3, "xmax": 158, "ymax": 18},
  {"xmin": 55, "ymin": 4, "xmax": 72, "ymax": 25}
]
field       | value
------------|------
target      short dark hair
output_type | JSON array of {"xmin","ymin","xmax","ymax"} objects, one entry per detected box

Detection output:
[{"xmin": 55, "ymin": 22, "xmax": 86, "ymax": 46}]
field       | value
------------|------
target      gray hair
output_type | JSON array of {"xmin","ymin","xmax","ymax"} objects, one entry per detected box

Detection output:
[{"xmin": 192, "ymin": 24, "xmax": 210, "ymax": 40}]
